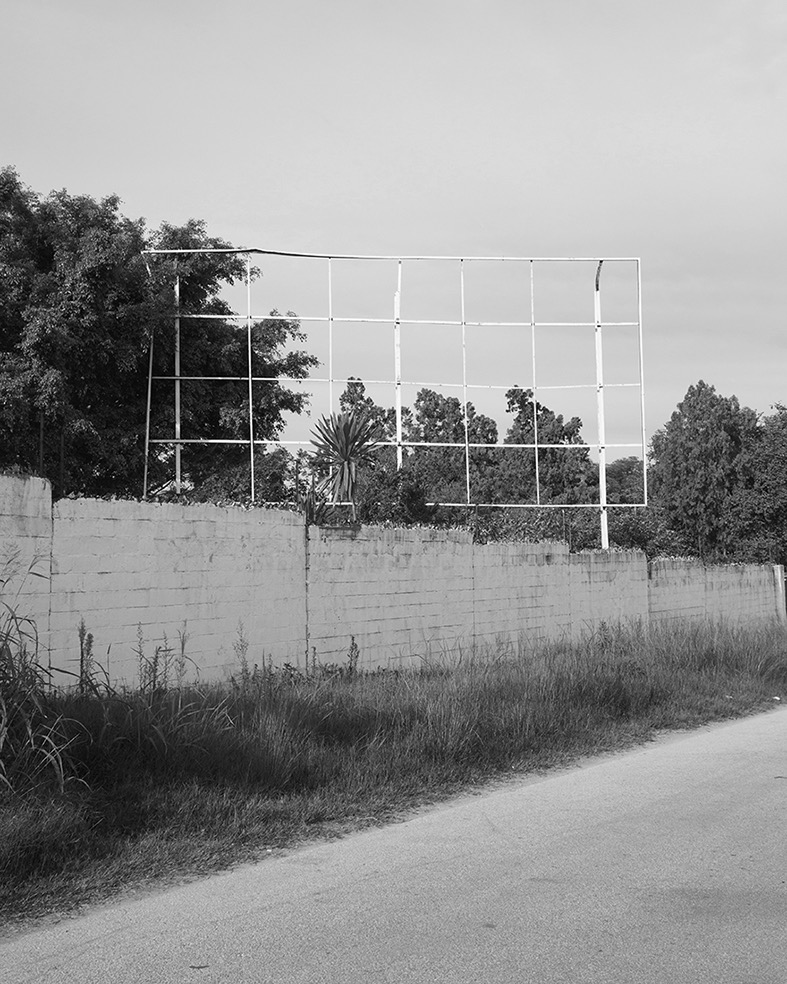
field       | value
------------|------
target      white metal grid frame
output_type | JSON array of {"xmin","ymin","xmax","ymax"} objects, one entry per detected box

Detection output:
[{"xmin": 141, "ymin": 249, "xmax": 646, "ymax": 548}]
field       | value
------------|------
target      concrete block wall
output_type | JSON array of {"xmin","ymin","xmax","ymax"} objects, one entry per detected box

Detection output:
[
  {"xmin": 648, "ymin": 558, "xmax": 709, "ymax": 623},
  {"xmin": 472, "ymin": 541, "xmax": 573, "ymax": 650},
  {"xmin": 49, "ymin": 498, "xmax": 306, "ymax": 682},
  {"xmin": 569, "ymin": 550, "xmax": 650, "ymax": 639},
  {"xmin": 307, "ymin": 525, "xmax": 475, "ymax": 668},
  {"xmin": 701, "ymin": 562, "xmax": 785, "ymax": 622},
  {"xmin": 0, "ymin": 476, "xmax": 52, "ymax": 641},
  {"xmin": 2, "ymin": 474, "xmax": 784, "ymax": 683},
  {"xmin": 649, "ymin": 557, "xmax": 785, "ymax": 626}
]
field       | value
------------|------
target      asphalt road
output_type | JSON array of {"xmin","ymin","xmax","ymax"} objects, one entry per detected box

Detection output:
[{"xmin": 2, "ymin": 707, "xmax": 786, "ymax": 984}]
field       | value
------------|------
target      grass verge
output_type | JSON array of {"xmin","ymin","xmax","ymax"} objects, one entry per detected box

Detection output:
[{"xmin": 2, "ymin": 618, "xmax": 786, "ymax": 931}]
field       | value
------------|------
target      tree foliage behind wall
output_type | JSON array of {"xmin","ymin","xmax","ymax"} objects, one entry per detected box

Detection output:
[
  {"xmin": 337, "ymin": 377, "xmax": 787, "ymax": 565},
  {"xmin": 649, "ymin": 381, "xmax": 787, "ymax": 565},
  {"xmin": 337, "ymin": 379, "xmax": 603, "ymax": 528},
  {"xmin": 0, "ymin": 167, "xmax": 316, "ymax": 498}
]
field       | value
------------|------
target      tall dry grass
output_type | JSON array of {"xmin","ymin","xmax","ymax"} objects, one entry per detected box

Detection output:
[
  {"xmin": 1, "ymin": 612, "xmax": 785, "ymax": 925},
  {"xmin": 0, "ymin": 573, "xmax": 74, "ymax": 795}
]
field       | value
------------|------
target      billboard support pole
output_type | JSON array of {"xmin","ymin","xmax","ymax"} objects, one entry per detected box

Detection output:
[
  {"xmin": 174, "ymin": 272, "xmax": 181, "ymax": 494},
  {"xmin": 394, "ymin": 261, "xmax": 403, "ymax": 470},
  {"xmin": 594, "ymin": 260, "xmax": 609, "ymax": 549},
  {"xmin": 246, "ymin": 255, "xmax": 255, "ymax": 501}
]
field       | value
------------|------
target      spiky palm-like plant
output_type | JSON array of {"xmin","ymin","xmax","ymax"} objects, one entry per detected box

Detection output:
[{"xmin": 310, "ymin": 411, "xmax": 382, "ymax": 520}]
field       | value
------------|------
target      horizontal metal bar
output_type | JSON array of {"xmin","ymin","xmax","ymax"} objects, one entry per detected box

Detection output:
[
  {"xmin": 150, "ymin": 375, "xmax": 377, "ymax": 385},
  {"xmin": 347, "ymin": 317, "xmax": 462, "ymax": 326},
  {"xmin": 534, "ymin": 382, "xmax": 640, "ymax": 391},
  {"xmin": 147, "ymin": 375, "xmax": 487, "ymax": 387},
  {"xmin": 152, "ymin": 375, "xmax": 642, "ymax": 390},
  {"xmin": 216, "ymin": 498, "xmax": 648, "ymax": 510},
  {"xmin": 264, "ymin": 499, "xmax": 644, "ymax": 510},
  {"xmin": 178, "ymin": 314, "xmax": 249, "ymax": 320},
  {"xmin": 149, "ymin": 439, "xmax": 249, "ymax": 445},
  {"xmin": 152, "ymin": 375, "xmax": 314, "ymax": 383},
  {"xmin": 175, "ymin": 312, "xmax": 639, "ymax": 329},
  {"xmin": 404, "ymin": 320, "xmax": 639, "ymax": 328},
  {"xmin": 465, "ymin": 321, "xmax": 639, "ymax": 329},
  {"xmin": 378, "ymin": 380, "xmax": 638, "ymax": 392},
  {"xmin": 393, "ymin": 441, "xmax": 643, "ymax": 450},
  {"xmin": 533, "ymin": 382, "xmax": 598, "ymax": 391},
  {"xmin": 143, "ymin": 248, "xmax": 640, "ymax": 263},
  {"xmin": 150, "ymin": 436, "xmax": 641, "ymax": 451},
  {"xmin": 148, "ymin": 437, "xmax": 312, "ymax": 447},
  {"xmin": 402, "ymin": 441, "xmax": 592, "ymax": 449},
  {"xmin": 426, "ymin": 502, "xmax": 646, "ymax": 509},
  {"xmin": 152, "ymin": 375, "xmax": 307, "ymax": 383}
]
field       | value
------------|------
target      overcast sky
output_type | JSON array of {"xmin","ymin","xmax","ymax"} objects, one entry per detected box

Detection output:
[{"xmin": 3, "ymin": 0, "xmax": 785, "ymax": 455}]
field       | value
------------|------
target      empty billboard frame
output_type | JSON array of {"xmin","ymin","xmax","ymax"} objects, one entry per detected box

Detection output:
[{"xmin": 141, "ymin": 249, "xmax": 646, "ymax": 548}]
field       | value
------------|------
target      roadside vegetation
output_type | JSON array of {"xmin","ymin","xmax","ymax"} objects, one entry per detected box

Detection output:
[{"xmin": 2, "ymin": 603, "xmax": 786, "ymax": 930}]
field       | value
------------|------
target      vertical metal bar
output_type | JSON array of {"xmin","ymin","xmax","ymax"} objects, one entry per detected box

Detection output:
[
  {"xmin": 143, "ymin": 326, "xmax": 154, "ymax": 498},
  {"xmin": 246, "ymin": 255, "xmax": 256, "ymax": 501},
  {"xmin": 460, "ymin": 259, "xmax": 471, "ymax": 505},
  {"xmin": 594, "ymin": 260, "xmax": 609, "ymax": 549},
  {"xmin": 530, "ymin": 261, "xmax": 541, "ymax": 505},
  {"xmin": 394, "ymin": 260, "xmax": 403, "ymax": 469},
  {"xmin": 328, "ymin": 258, "xmax": 334, "ymax": 415},
  {"xmin": 636, "ymin": 258, "xmax": 647, "ymax": 505},
  {"xmin": 174, "ymin": 273, "xmax": 181, "ymax": 494}
]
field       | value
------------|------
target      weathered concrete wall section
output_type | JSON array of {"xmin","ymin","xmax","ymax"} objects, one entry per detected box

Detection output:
[
  {"xmin": 0, "ymin": 476, "xmax": 52, "ymax": 640},
  {"xmin": 49, "ymin": 499, "xmax": 306, "ymax": 682},
  {"xmin": 307, "ymin": 526, "xmax": 474, "ymax": 667},
  {"xmin": 472, "ymin": 541, "xmax": 572, "ymax": 649},
  {"xmin": 648, "ymin": 558, "xmax": 784, "ymax": 625},
  {"xmin": 569, "ymin": 550, "xmax": 650, "ymax": 639}
]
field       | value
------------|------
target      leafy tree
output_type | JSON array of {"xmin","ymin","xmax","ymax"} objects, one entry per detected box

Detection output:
[
  {"xmin": 469, "ymin": 505, "xmax": 601, "ymax": 549},
  {"xmin": 186, "ymin": 447, "xmax": 296, "ymax": 505},
  {"xmin": 354, "ymin": 464, "xmax": 435, "ymax": 526},
  {"xmin": 339, "ymin": 377, "xmax": 408, "ymax": 439},
  {"xmin": 732, "ymin": 404, "xmax": 787, "ymax": 564},
  {"xmin": 338, "ymin": 379, "xmax": 499, "ymax": 512},
  {"xmin": 0, "ymin": 167, "xmax": 316, "ymax": 498},
  {"xmin": 649, "ymin": 381, "xmax": 760, "ymax": 559},
  {"xmin": 605, "ymin": 506, "xmax": 687, "ymax": 556},
  {"xmin": 334, "ymin": 379, "xmax": 603, "ymax": 524},
  {"xmin": 408, "ymin": 388, "xmax": 499, "ymax": 506},
  {"xmin": 502, "ymin": 387, "xmax": 598, "ymax": 504},
  {"xmin": 605, "ymin": 456, "xmax": 645, "ymax": 504},
  {"xmin": 1, "ymin": 167, "xmax": 151, "ymax": 492}
]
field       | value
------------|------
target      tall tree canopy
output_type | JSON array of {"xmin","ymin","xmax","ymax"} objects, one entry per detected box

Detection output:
[
  {"xmin": 738, "ymin": 405, "xmax": 787, "ymax": 564},
  {"xmin": 408, "ymin": 388, "xmax": 499, "ymax": 505},
  {"xmin": 0, "ymin": 167, "xmax": 315, "ymax": 498},
  {"xmin": 648, "ymin": 380, "xmax": 760, "ymax": 559}
]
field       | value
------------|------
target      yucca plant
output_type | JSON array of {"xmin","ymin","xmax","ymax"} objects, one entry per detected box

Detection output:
[{"xmin": 310, "ymin": 411, "xmax": 382, "ymax": 520}]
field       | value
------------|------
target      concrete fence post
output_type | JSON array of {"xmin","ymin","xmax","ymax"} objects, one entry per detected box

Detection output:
[{"xmin": 774, "ymin": 565, "xmax": 787, "ymax": 623}]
